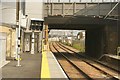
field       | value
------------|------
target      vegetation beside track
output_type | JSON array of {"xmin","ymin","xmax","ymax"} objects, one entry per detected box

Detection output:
[{"xmin": 62, "ymin": 39, "xmax": 85, "ymax": 53}]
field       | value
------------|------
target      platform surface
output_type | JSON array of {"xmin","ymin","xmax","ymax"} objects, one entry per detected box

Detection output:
[
  {"xmin": 41, "ymin": 51, "xmax": 68, "ymax": 79},
  {"xmin": 2, "ymin": 53, "xmax": 41, "ymax": 79},
  {"xmin": 2, "ymin": 51, "xmax": 68, "ymax": 79},
  {"xmin": 106, "ymin": 54, "xmax": 120, "ymax": 60}
]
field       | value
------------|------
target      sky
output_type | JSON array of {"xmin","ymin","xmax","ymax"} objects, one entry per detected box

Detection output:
[{"xmin": 49, "ymin": 30, "xmax": 85, "ymax": 36}]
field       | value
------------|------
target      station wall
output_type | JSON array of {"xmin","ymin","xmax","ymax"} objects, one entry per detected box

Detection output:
[
  {"xmin": 2, "ymin": 9, "xmax": 16, "ymax": 24},
  {"xmin": 2, "ymin": 1, "xmax": 27, "ymax": 28},
  {"xmin": 0, "ymin": 32, "xmax": 6, "ymax": 68},
  {"xmin": 25, "ymin": 0, "xmax": 44, "ymax": 19},
  {"xmin": 0, "ymin": 26, "xmax": 16, "ymax": 58}
]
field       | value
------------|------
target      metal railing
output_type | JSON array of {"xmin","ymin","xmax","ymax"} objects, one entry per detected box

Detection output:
[{"xmin": 44, "ymin": 0, "xmax": 119, "ymax": 3}]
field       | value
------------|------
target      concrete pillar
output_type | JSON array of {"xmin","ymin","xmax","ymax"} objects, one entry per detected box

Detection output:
[{"xmin": 31, "ymin": 31, "xmax": 35, "ymax": 54}]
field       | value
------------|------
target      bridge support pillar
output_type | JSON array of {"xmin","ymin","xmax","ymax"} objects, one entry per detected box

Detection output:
[
  {"xmin": 85, "ymin": 28, "xmax": 104, "ymax": 58},
  {"xmin": 104, "ymin": 25, "xmax": 118, "ymax": 55},
  {"xmin": 86, "ymin": 22, "xmax": 119, "ymax": 58}
]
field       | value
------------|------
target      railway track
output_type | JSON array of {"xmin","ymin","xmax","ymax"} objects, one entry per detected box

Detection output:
[
  {"xmin": 56, "ymin": 42, "xmax": 120, "ymax": 80},
  {"xmin": 58, "ymin": 42, "xmax": 120, "ymax": 73},
  {"xmin": 50, "ymin": 42, "xmax": 119, "ymax": 80},
  {"xmin": 50, "ymin": 42, "xmax": 89, "ymax": 80}
]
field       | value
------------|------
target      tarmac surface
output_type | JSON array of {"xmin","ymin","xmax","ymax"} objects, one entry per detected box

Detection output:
[{"xmin": 2, "ymin": 53, "xmax": 41, "ymax": 80}]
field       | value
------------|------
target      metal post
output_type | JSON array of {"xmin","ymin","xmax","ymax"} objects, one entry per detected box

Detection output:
[
  {"xmin": 16, "ymin": 0, "xmax": 21, "ymax": 66},
  {"xmin": 73, "ymin": 2, "xmax": 76, "ymax": 15},
  {"xmin": 16, "ymin": 10, "xmax": 21, "ymax": 67},
  {"xmin": 62, "ymin": 3, "xmax": 64, "ymax": 16},
  {"xmin": 31, "ymin": 31, "xmax": 35, "ymax": 54},
  {"xmin": 45, "ymin": 25, "xmax": 48, "ymax": 45},
  {"xmin": 15, "ymin": 0, "xmax": 19, "ymax": 60},
  {"xmin": 16, "ymin": 0, "xmax": 19, "ymax": 23},
  {"xmin": 51, "ymin": 3, "xmax": 53, "ymax": 15},
  {"xmin": 48, "ymin": 0, "xmax": 51, "ymax": 15}
]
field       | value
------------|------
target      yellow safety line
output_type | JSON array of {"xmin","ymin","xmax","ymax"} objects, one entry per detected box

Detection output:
[{"xmin": 41, "ymin": 51, "xmax": 50, "ymax": 79}]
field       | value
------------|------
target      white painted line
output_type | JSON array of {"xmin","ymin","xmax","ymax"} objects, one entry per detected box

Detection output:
[
  {"xmin": 50, "ymin": 51, "xmax": 68, "ymax": 79},
  {"xmin": 2, "ymin": 61, "xmax": 10, "ymax": 67}
]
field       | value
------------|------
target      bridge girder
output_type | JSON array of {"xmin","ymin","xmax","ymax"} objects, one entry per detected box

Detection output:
[{"xmin": 45, "ymin": 16, "xmax": 117, "ymax": 30}]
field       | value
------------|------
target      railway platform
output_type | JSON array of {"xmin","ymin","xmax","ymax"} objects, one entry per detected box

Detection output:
[
  {"xmin": 2, "ymin": 47, "xmax": 68, "ymax": 79},
  {"xmin": 99, "ymin": 54, "xmax": 120, "ymax": 72},
  {"xmin": 2, "ymin": 53, "xmax": 42, "ymax": 79},
  {"xmin": 41, "ymin": 50, "xmax": 68, "ymax": 79}
]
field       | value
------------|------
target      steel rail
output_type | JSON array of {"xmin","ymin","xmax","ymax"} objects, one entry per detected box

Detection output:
[
  {"xmin": 52, "ymin": 42, "xmax": 93, "ymax": 80},
  {"xmin": 57, "ymin": 42, "xmax": 119, "ymax": 80}
]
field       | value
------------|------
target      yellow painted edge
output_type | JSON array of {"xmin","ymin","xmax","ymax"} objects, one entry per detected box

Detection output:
[{"xmin": 41, "ymin": 51, "xmax": 50, "ymax": 79}]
